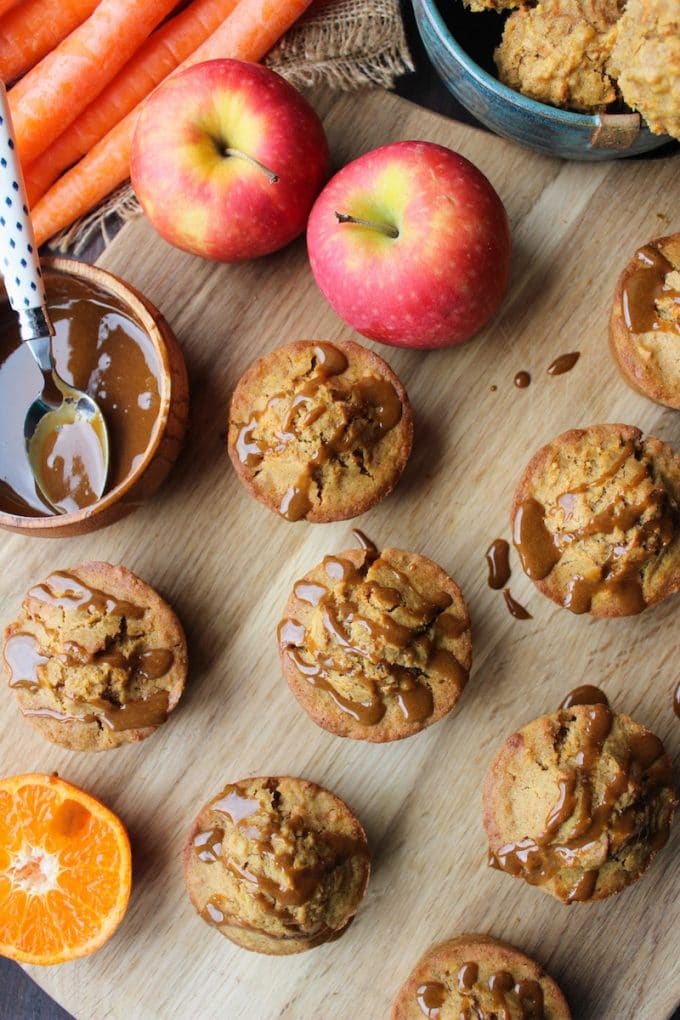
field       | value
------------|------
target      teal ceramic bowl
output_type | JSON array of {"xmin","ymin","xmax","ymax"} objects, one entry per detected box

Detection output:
[{"xmin": 412, "ymin": 0, "xmax": 671, "ymax": 160}]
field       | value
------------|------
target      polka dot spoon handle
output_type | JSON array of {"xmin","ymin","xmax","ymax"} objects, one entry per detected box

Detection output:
[{"xmin": 0, "ymin": 79, "xmax": 52, "ymax": 341}]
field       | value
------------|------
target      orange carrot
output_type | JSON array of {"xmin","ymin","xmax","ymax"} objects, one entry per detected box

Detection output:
[
  {"xmin": 32, "ymin": 0, "xmax": 316, "ymax": 246},
  {"xmin": 24, "ymin": 0, "xmax": 241, "ymax": 207},
  {"xmin": 0, "ymin": 0, "xmax": 99, "ymax": 86},
  {"xmin": 8, "ymin": 0, "xmax": 180, "ymax": 165}
]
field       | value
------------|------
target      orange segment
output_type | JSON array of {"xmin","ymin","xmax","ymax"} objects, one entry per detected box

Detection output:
[{"xmin": 0, "ymin": 773, "xmax": 131, "ymax": 965}]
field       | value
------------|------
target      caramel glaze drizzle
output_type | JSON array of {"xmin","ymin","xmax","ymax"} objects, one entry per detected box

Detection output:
[
  {"xmin": 622, "ymin": 244, "xmax": 680, "ymax": 335},
  {"xmin": 560, "ymin": 685, "xmax": 609, "ymax": 710},
  {"xmin": 489, "ymin": 704, "xmax": 673, "ymax": 902},
  {"xmin": 503, "ymin": 589, "xmax": 532, "ymax": 620},
  {"xmin": 278, "ymin": 542, "xmax": 468, "ymax": 728},
  {"xmin": 5, "ymin": 572, "xmax": 175, "ymax": 730},
  {"xmin": 235, "ymin": 342, "xmax": 403, "ymax": 521},
  {"xmin": 485, "ymin": 539, "xmax": 511, "ymax": 590},
  {"xmin": 415, "ymin": 962, "xmax": 545, "ymax": 1019},
  {"xmin": 547, "ymin": 352, "xmax": 580, "ymax": 376},
  {"xmin": 194, "ymin": 783, "xmax": 365, "ymax": 941},
  {"xmin": 513, "ymin": 439, "xmax": 676, "ymax": 615},
  {"xmin": 675, "ymin": 681, "xmax": 680, "ymax": 719}
]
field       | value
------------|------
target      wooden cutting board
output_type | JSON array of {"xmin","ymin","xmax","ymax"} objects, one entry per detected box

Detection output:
[{"xmin": 3, "ymin": 89, "xmax": 680, "ymax": 1020}]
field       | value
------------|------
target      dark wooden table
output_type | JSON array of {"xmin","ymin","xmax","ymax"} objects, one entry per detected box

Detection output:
[{"xmin": 1, "ymin": 3, "xmax": 678, "ymax": 1018}]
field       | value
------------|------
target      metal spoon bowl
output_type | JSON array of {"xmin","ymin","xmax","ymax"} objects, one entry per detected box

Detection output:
[{"xmin": 0, "ymin": 82, "xmax": 109, "ymax": 514}]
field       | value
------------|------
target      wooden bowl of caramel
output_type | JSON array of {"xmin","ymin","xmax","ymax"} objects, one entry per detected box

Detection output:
[{"xmin": 0, "ymin": 258, "xmax": 189, "ymax": 537}]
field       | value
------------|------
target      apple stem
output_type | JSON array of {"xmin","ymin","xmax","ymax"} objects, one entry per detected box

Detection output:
[
  {"xmin": 334, "ymin": 212, "xmax": 399, "ymax": 239},
  {"xmin": 222, "ymin": 146, "xmax": 279, "ymax": 184}
]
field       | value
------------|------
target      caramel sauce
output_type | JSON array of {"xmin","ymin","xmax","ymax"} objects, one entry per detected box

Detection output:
[
  {"xmin": 514, "ymin": 371, "xmax": 531, "ymax": 388},
  {"xmin": 416, "ymin": 981, "xmax": 446, "ymax": 1017},
  {"xmin": 560, "ymin": 685, "xmax": 609, "ymax": 710},
  {"xmin": 425, "ymin": 961, "xmax": 545, "ymax": 1019},
  {"xmin": 622, "ymin": 244, "xmax": 680, "ymax": 335},
  {"xmin": 457, "ymin": 962, "xmax": 479, "ymax": 991},
  {"xmin": 352, "ymin": 528, "xmax": 379, "ymax": 560},
  {"xmin": 4, "ymin": 632, "xmax": 48, "ymax": 690},
  {"xmin": 28, "ymin": 570, "xmax": 145, "ymax": 619},
  {"xmin": 0, "ymin": 271, "xmax": 163, "ymax": 517},
  {"xmin": 193, "ymin": 826, "xmax": 224, "ymax": 863},
  {"xmin": 674, "ymin": 681, "xmax": 680, "ymax": 719},
  {"xmin": 201, "ymin": 782, "xmax": 366, "ymax": 939},
  {"xmin": 485, "ymin": 538, "xmax": 511, "ymax": 589},
  {"xmin": 279, "ymin": 551, "xmax": 468, "ymax": 728},
  {"xmin": 22, "ymin": 689, "xmax": 170, "ymax": 731},
  {"xmin": 29, "ymin": 401, "xmax": 108, "ymax": 514},
  {"xmin": 547, "ymin": 352, "xmax": 580, "ymax": 375},
  {"xmin": 489, "ymin": 704, "xmax": 673, "ymax": 901},
  {"xmin": 513, "ymin": 499, "xmax": 560, "ymax": 580},
  {"xmin": 503, "ymin": 588, "xmax": 532, "ymax": 620},
  {"xmin": 234, "ymin": 342, "xmax": 402, "ymax": 521}
]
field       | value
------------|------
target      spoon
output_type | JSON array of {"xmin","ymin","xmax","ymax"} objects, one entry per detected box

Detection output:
[{"xmin": 0, "ymin": 80, "xmax": 109, "ymax": 514}]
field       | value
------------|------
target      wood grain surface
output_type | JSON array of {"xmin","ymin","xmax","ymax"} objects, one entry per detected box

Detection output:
[{"xmin": 3, "ymin": 89, "xmax": 679, "ymax": 1020}]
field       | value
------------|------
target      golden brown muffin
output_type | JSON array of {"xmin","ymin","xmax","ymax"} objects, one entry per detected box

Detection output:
[
  {"xmin": 182, "ymin": 775, "xmax": 370, "ymax": 955},
  {"xmin": 609, "ymin": 234, "xmax": 680, "ymax": 408},
  {"xmin": 494, "ymin": 0, "xmax": 622, "ymax": 112},
  {"xmin": 609, "ymin": 0, "xmax": 680, "ymax": 139},
  {"xmin": 2, "ymin": 563, "xmax": 187, "ymax": 751},
  {"xmin": 511, "ymin": 424, "xmax": 680, "ymax": 617},
  {"xmin": 278, "ymin": 537, "xmax": 472, "ymax": 742},
  {"xmin": 391, "ymin": 933, "xmax": 571, "ymax": 1019},
  {"xmin": 227, "ymin": 339, "xmax": 412, "ymax": 523},
  {"xmin": 483, "ymin": 705, "xmax": 677, "ymax": 903}
]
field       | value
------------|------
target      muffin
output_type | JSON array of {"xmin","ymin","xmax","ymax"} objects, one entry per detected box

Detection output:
[
  {"xmin": 609, "ymin": 0, "xmax": 680, "ymax": 139},
  {"xmin": 182, "ymin": 775, "xmax": 370, "ymax": 955},
  {"xmin": 278, "ymin": 538, "xmax": 472, "ymax": 742},
  {"xmin": 2, "ymin": 563, "xmax": 187, "ymax": 751},
  {"xmin": 391, "ymin": 933, "xmax": 571, "ymax": 1019},
  {"xmin": 227, "ymin": 339, "xmax": 412, "ymax": 523},
  {"xmin": 609, "ymin": 234, "xmax": 680, "ymax": 409},
  {"xmin": 494, "ymin": 0, "xmax": 621, "ymax": 113},
  {"xmin": 483, "ymin": 704, "xmax": 677, "ymax": 903},
  {"xmin": 511, "ymin": 424, "xmax": 680, "ymax": 616}
]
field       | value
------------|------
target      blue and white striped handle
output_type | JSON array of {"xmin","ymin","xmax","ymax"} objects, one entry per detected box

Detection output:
[{"xmin": 0, "ymin": 80, "xmax": 47, "ymax": 321}]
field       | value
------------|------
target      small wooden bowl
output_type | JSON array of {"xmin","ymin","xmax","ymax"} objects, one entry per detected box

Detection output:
[{"xmin": 0, "ymin": 258, "xmax": 189, "ymax": 537}]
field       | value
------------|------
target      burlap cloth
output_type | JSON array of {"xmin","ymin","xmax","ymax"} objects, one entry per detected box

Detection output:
[{"xmin": 56, "ymin": 0, "xmax": 413, "ymax": 254}]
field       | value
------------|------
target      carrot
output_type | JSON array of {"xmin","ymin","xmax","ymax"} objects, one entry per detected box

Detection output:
[
  {"xmin": 32, "ymin": 0, "xmax": 316, "ymax": 247},
  {"xmin": 8, "ymin": 0, "xmax": 180, "ymax": 165},
  {"xmin": 0, "ymin": 0, "xmax": 100, "ymax": 86},
  {"xmin": 24, "ymin": 0, "xmax": 241, "ymax": 207}
]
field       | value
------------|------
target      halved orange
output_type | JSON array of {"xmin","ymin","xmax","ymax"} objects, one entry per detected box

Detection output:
[{"xmin": 0, "ymin": 773, "xmax": 132, "ymax": 965}]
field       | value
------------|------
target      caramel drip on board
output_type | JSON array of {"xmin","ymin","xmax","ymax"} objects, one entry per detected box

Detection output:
[
  {"xmin": 279, "ymin": 551, "xmax": 469, "ymax": 728},
  {"xmin": 560, "ymin": 685, "xmax": 609, "ymax": 710},
  {"xmin": 198, "ymin": 783, "xmax": 364, "ymax": 940},
  {"xmin": 503, "ymin": 589, "xmax": 532, "ymax": 620},
  {"xmin": 234, "ymin": 342, "xmax": 403, "ymax": 521},
  {"xmin": 674, "ymin": 681, "xmax": 680, "ymax": 719},
  {"xmin": 485, "ymin": 538, "xmax": 511, "ymax": 589},
  {"xmin": 622, "ymin": 244, "xmax": 680, "ymax": 335},
  {"xmin": 547, "ymin": 352, "xmax": 580, "ymax": 375},
  {"xmin": 514, "ymin": 371, "xmax": 531, "ymax": 388},
  {"xmin": 489, "ymin": 704, "xmax": 673, "ymax": 901}
]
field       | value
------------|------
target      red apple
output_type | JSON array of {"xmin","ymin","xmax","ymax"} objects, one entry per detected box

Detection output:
[
  {"xmin": 130, "ymin": 59, "xmax": 329, "ymax": 262},
  {"xmin": 306, "ymin": 141, "xmax": 511, "ymax": 349}
]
